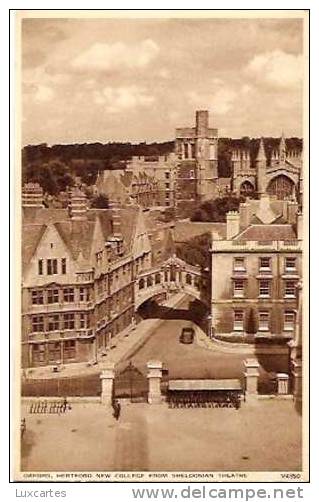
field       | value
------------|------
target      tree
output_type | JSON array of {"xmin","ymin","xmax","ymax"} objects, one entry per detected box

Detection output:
[
  {"xmin": 91, "ymin": 194, "xmax": 109, "ymax": 209},
  {"xmin": 190, "ymin": 196, "xmax": 243, "ymax": 222}
]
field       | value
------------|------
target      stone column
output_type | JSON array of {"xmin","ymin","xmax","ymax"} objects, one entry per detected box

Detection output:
[
  {"xmin": 291, "ymin": 359, "xmax": 302, "ymax": 400},
  {"xmin": 100, "ymin": 363, "xmax": 115, "ymax": 406},
  {"xmin": 277, "ymin": 373, "xmax": 289, "ymax": 395},
  {"xmin": 181, "ymin": 142, "xmax": 185, "ymax": 159},
  {"xmin": 147, "ymin": 361, "xmax": 163, "ymax": 404},
  {"xmin": 244, "ymin": 358, "xmax": 260, "ymax": 396}
]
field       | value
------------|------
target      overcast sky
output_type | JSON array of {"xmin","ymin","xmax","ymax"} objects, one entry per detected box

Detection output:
[{"xmin": 21, "ymin": 16, "xmax": 305, "ymax": 145}]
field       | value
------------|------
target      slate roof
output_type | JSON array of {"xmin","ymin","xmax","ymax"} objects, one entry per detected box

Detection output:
[
  {"xmin": 234, "ymin": 224, "xmax": 297, "ymax": 241},
  {"xmin": 22, "ymin": 205, "xmax": 137, "ymax": 268}
]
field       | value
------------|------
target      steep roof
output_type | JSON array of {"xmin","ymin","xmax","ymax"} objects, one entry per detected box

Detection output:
[{"xmin": 22, "ymin": 224, "xmax": 46, "ymax": 268}]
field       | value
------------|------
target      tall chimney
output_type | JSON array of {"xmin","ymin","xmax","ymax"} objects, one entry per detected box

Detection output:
[
  {"xmin": 297, "ymin": 212, "xmax": 303, "ymax": 239},
  {"xmin": 68, "ymin": 187, "xmax": 88, "ymax": 220},
  {"xmin": 22, "ymin": 182, "xmax": 44, "ymax": 208},
  {"xmin": 108, "ymin": 198, "xmax": 122, "ymax": 236},
  {"xmin": 226, "ymin": 211, "xmax": 240, "ymax": 240}
]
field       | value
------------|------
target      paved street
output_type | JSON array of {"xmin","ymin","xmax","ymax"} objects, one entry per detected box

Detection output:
[
  {"xmin": 119, "ymin": 296, "xmax": 288, "ymax": 384},
  {"xmin": 21, "ymin": 399, "xmax": 302, "ymax": 473}
]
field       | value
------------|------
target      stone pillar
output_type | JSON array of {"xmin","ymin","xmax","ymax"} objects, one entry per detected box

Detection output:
[
  {"xmin": 181, "ymin": 142, "xmax": 185, "ymax": 159},
  {"xmin": 277, "ymin": 373, "xmax": 289, "ymax": 395},
  {"xmin": 100, "ymin": 363, "xmax": 115, "ymax": 406},
  {"xmin": 147, "ymin": 361, "xmax": 163, "ymax": 404},
  {"xmin": 244, "ymin": 358, "xmax": 260, "ymax": 395},
  {"xmin": 291, "ymin": 359, "xmax": 302, "ymax": 400}
]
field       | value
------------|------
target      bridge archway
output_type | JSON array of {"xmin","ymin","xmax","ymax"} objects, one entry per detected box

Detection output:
[
  {"xmin": 134, "ymin": 256, "xmax": 210, "ymax": 310},
  {"xmin": 137, "ymin": 294, "xmax": 210, "ymax": 331}
]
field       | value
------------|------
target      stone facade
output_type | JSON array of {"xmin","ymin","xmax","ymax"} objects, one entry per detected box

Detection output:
[
  {"xmin": 93, "ymin": 111, "xmax": 303, "ymax": 210},
  {"xmin": 21, "ymin": 186, "xmax": 176, "ymax": 368},
  {"xmin": 175, "ymin": 110, "xmax": 219, "ymax": 208},
  {"xmin": 232, "ymin": 134, "xmax": 302, "ymax": 203},
  {"xmin": 210, "ymin": 195, "xmax": 302, "ymax": 341}
]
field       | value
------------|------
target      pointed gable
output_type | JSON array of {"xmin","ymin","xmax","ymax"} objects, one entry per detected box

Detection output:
[{"xmin": 132, "ymin": 208, "xmax": 151, "ymax": 257}]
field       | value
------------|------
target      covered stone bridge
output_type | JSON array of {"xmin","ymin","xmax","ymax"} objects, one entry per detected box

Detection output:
[{"xmin": 135, "ymin": 256, "xmax": 210, "ymax": 309}]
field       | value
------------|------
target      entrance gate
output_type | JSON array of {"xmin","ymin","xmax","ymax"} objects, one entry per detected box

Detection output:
[{"xmin": 114, "ymin": 361, "xmax": 148, "ymax": 402}]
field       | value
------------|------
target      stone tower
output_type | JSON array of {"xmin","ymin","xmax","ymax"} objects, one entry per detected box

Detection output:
[
  {"xmin": 175, "ymin": 110, "xmax": 218, "ymax": 206},
  {"xmin": 195, "ymin": 110, "xmax": 218, "ymax": 200}
]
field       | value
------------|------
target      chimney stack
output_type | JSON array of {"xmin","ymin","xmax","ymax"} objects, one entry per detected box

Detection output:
[
  {"xmin": 226, "ymin": 211, "xmax": 240, "ymax": 240},
  {"xmin": 68, "ymin": 187, "xmax": 88, "ymax": 220},
  {"xmin": 22, "ymin": 182, "xmax": 44, "ymax": 208},
  {"xmin": 297, "ymin": 212, "xmax": 303, "ymax": 239}
]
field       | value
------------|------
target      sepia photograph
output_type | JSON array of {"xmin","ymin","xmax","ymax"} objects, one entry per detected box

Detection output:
[{"xmin": 14, "ymin": 9, "xmax": 308, "ymax": 482}]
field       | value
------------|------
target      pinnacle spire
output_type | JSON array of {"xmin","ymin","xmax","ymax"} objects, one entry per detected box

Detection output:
[
  {"xmin": 256, "ymin": 137, "xmax": 267, "ymax": 162},
  {"xmin": 279, "ymin": 131, "xmax": 286, "ymax": 161}
]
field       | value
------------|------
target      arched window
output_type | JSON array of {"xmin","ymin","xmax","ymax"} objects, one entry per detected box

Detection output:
[
  {"xmin": 240, "ymin": 180, "xmax": 255, "ymax": 197},
  {"xmin": 186, "ymin": 273, "xmax": 192, "ymax": 285},
  {"xmin": 155, "ymin": 273, "xmax": 161, "ymax": 284},
  {"xmin": 147, "ymin": 276, "xmax": 153, "ymax": 287},
  {"xmin": 267, "ymin": 175, "xmax": 295, "ymax": 200},
  {"xmin": 139, "ymin": 278, "xmax": 145, "ymax": 290}
]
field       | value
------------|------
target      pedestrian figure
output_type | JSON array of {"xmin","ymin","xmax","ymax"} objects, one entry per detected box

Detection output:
[
  {"xmin": 112, "ymin": 399, "xmax": 121, "ymax": 420},
  {"xmin": 62, "ymin": 397, "xmax": 68, "ymax": 413},
  {"xmin": 21, "ymin": 418, "xmax": 26, "ymax": 437}
]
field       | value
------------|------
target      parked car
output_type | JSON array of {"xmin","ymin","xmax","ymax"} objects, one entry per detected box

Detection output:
[{"xmin": 179, "ymin": 326, "xmax": 195, "ymax": 344}]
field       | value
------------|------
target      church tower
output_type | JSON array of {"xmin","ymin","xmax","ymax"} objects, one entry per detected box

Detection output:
[{"xmin": 195, "ymin": 110, "xmax": 218, "ymax": 200}]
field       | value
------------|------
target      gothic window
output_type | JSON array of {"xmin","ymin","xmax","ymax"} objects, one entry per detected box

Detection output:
[
  {"xmin": 240, "ymin": 181, "xmax": 254, "ymax": 197},
  {"xmin": 186, "ymin": 273, "xmax": 192, "ymax": 285},
  {"xmin": 139, "ymin": 278, "xmax": 145, "ymax": 290},
  {"xmin": 266, "ymin": 175, "xmax": 295, "ymax": 200}
]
